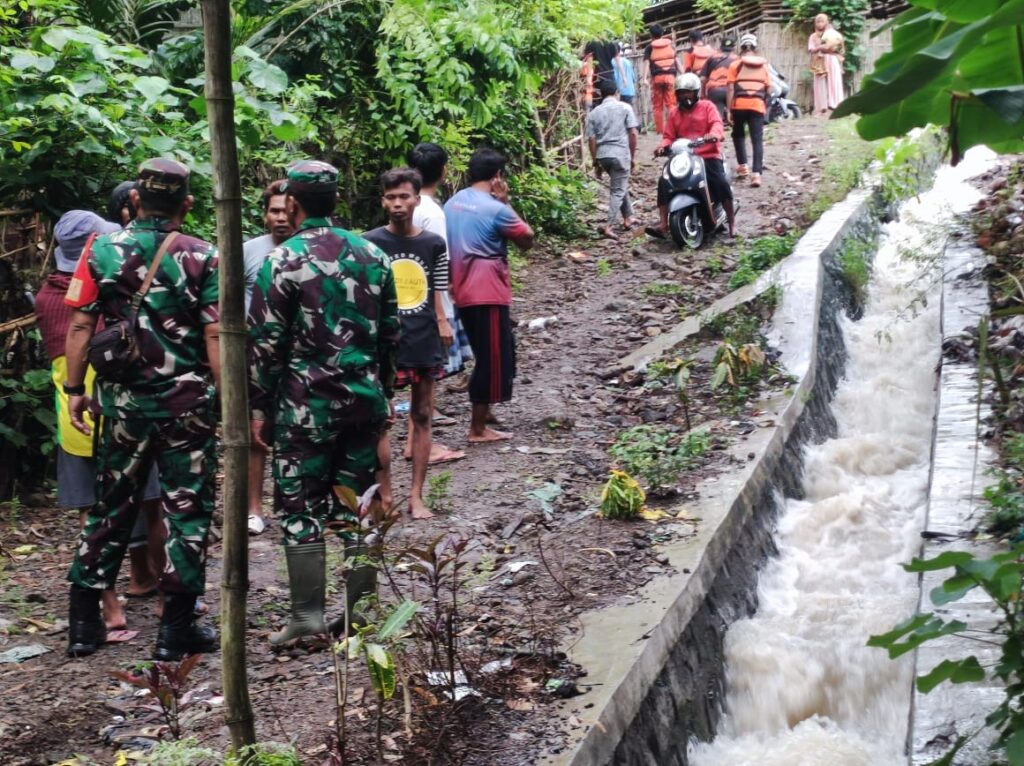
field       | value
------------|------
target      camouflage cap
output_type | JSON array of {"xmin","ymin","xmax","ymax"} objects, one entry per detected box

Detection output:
[
  {"xmin": 137, "ymin": 158, "xmax": 190, "ymax": 202},
  {"xmin": 281, "ymin": 159, "xmax": 338, "ymax": 194}
]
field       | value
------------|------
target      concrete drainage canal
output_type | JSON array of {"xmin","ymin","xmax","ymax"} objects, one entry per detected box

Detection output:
[{"xmin": 549, "ymin": 148, "xmax": 997, "ymax": 766}]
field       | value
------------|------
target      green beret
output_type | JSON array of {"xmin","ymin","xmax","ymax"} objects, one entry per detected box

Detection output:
[
  {"xmin": 282, "ymin": 159, "xmax": 338, "ymax": 193},
  {"xmin": 137, "ymin": 158, "xmax": 190, "ymax": 202}
]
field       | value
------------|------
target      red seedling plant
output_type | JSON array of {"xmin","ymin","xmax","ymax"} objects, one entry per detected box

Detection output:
[{"xmin": 109, "ymin": 654, "xmax": 203, "ymax": 740}]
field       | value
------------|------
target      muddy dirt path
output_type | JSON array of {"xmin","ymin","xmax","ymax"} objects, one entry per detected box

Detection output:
[{"xmin": 1, "ymin": 116, "xmax": 841, "ymax": 766}]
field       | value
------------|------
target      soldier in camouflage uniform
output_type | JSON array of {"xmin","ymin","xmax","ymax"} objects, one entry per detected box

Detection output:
[
  {"xmin": 248, "ymin": 159, "xmax": 399, "ymax": 645},
  {"xmin": 63, "ymin": 158, "xmax": 220, "ymax": 660}
]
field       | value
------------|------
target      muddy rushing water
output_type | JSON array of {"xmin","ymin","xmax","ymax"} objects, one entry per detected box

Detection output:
[{"xmin": 689, "ymin": 153, "xmax": 994, "ymax": 766}]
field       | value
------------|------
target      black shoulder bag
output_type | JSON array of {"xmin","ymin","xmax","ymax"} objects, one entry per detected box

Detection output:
[{"xmin": 87, "ymin": 232, "xmax": 179, "ymax": 381}]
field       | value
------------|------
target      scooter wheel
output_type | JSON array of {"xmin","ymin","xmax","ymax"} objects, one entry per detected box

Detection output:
[
  {"xmin": 784, "ymin": 103, "xmax": 802, "ymax": 119},
  {"xmin": 670, "ymin": 207, "xmax": 704, "ymax": 249}
]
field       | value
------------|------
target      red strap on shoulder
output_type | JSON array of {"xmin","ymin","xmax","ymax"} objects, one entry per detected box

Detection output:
[{"xmin": 64, "ymin": 233, "xmax": 99, "ymax": 308}]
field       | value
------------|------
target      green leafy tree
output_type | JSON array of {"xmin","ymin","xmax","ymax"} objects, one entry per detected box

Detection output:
[
  {"xmin": 833, "ymin": 0, "xmax": 1024, "ymax": 161},
  {"xmin": 0, "ymin": 0, "xmax": 320, "ymax": 232}
]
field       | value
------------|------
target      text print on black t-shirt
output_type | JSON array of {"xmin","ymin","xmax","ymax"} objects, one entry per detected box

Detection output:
[{"xmin": 391, "ymin": 251, "xmax": 431, "ymax": 314}]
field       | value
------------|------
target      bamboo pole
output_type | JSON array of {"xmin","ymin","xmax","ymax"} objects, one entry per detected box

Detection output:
[
  {"xmin": 201, "ymin": 0, "xmax": 256, "ymax": 753},
  {"xmin": 0, "ymin": 315, "xmax": 36, "ymax": 335}
]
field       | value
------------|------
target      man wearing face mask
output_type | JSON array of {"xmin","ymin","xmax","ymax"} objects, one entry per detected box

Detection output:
[{"xmin": 646, "ymin": 72, "xmax": 736, "ymax": 241}]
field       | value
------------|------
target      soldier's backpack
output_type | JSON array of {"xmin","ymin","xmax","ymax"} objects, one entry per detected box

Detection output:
[{"xmin": 87, "ymin": 232, "xmax": 178, "ymax": 381}]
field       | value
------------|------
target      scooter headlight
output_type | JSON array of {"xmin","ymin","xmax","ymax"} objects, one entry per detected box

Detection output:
[{"xmin": 669, "ymin": 153, "xmax": 692, "ymax": 178}]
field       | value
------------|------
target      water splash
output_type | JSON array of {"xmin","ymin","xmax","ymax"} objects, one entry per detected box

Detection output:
[{"xmin": 689, "ymin": 147, "xmax": 997, "ymax": 766}]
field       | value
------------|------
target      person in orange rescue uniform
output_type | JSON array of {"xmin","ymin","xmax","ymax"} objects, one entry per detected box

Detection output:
[
  {"xmin": 643, "ymin": 23, "xmax": 683, "ymax": 135},
  {"xmin": 727, "ymin": 33, "xmax": 771, "ymax": 188}
]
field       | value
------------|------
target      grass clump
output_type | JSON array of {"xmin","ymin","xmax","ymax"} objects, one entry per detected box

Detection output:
[
  {"xmin": 985, "ymin": 434, "xmax": 1024, "ymax": 537},
  {"xmin": 804, "ymin": 117, "xmax": 877, "ymax": 223},
  {"xmin": 727, "ymin": 233, "xmax": 798, "ymax": 290},
  {"xmin": 599, "ymin": 470, "xmax": 646, "ymax": 519},
  {"xmin": 643, "ymin": 281, "xmax": 685, "ymax": 297},
  {"xmin": 838, "ymin": 234, "xmax": 874, "ymax": 304},
  {"xmin": 426, "ymin": 470, "xmax": 453, "ymax": 512},
  {"xmin": 142, "ymin": 739, "xmax": 218, "ymax": 766}
]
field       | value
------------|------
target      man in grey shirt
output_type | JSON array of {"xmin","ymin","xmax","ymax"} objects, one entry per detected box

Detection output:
[
  {"xmin": 244, "ymin": 179, "xmax": 292, "ymax": 313},
  {"xmin": 586, "ymin": 79, "xmax": 640, "ymax": 240},
  {"xmin": 243, "ymin": 179, "xmax": 293, "ymax": 535}
]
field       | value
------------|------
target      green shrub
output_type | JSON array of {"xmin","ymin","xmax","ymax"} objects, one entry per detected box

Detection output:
[
  {"xmin": 508, "ymin": 165, "xmax": 594, "ymax": 239},
  {"xmin": 610, "ymin": 425, "xmax": 710, "ymax": 490},
  {"xmin": 0, "ymin": 367, "xmax": 56, "ymax": 495}
]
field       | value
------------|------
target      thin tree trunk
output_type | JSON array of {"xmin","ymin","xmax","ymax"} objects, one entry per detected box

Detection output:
[{"xmin": 201, "ymin": 0, "xmax": 257, "ymax": 752}]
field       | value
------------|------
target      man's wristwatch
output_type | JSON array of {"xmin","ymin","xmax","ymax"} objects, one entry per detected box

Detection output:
[{"xmin": 63, "ymin": 382, "xmax": 86, "ymax": 396}]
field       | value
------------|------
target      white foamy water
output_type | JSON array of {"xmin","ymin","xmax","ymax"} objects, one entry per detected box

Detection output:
[{"xmin": 690, "ymin": 150, "xmax": 997, "ymax": 766}]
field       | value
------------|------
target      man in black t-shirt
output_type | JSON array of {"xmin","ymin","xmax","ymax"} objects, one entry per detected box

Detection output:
[{"xmin": 364, "ymin": 168, "xmax": 458, "ymax": 520}]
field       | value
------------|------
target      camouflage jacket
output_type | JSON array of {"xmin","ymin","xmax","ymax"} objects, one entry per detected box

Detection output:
[
  {"xmin": 65, "ymin": 217, "xmax": 219, "ymax": 418},
  {"xmin": 248, "ymin": 217, "xmax": 399, "ymax": 428}
]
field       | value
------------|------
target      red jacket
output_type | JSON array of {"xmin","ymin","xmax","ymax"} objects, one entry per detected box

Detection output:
[
  {"xmin": 659, "ymin": 100, "xmax": 723, "ymax": 159},
  {"xmin": 35, "ymin": 272, "xmax": 75, "ymax": 361}
]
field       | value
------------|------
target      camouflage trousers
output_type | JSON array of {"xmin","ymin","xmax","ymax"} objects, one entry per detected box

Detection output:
[
  {"xmin": 273, "ymin": 422, "xmax": 382, "ymax": 545},
  {"xmin": 68, "ymin": 411, "xmax": 216, "ymax": 594}
]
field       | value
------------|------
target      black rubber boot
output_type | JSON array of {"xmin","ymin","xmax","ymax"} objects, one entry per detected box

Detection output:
[
  {"xmin": 269, "ymin": 541, "xmax": 327, "ymax": 646},
  {"xmin": 153, "ymin": 593, "xmax": 218, "ymax": 661},
  {"xmin": 329, "ymin": 543, "xmax": 379, "ymax": 637},
  {"xmin": 67, "ymin": 585, "xmax": 106, "ymax": 657}
]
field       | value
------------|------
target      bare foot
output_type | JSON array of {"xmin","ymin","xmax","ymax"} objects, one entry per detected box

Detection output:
[
  {"xmin": 485, "ymin": 412, "xmax": 504, "ymax": 426},
  {"xmin": 468, "ymin": 428, "xmax": 512, "ymax": 443},
  {"xmin": 409, "ymin": 498, "xmax": 436, "ymax": 520},
  {"xmin": 428, "ymin": 444, "xmax": 465, "ymax": 464},
  {"xmin": 378, "ymin": 488, "xmax": 394, "ymax": 516},
  {"xmin": 102, "ymin": 591, "xmax": 126, "ymax": 630}
]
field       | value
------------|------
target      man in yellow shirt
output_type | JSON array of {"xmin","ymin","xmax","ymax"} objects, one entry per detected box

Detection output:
[{"xmin": 35, "ymin": 210, "xmax": 162, "ymax": 631}]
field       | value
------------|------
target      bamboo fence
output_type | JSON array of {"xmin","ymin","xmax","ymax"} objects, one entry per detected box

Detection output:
[{"xmin": 0, "ymin": 209, "xmax": 47, "ymax": 374}]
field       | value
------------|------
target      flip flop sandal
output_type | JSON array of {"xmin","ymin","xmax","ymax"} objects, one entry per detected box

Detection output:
[
  {"xmin": 428, "ymin": 448, "xmax": 466, "ymax": 465},
  {"xmin": 433, "ymin": 414, "xmax": 456, "ymax": 426},
  {"xmin": 105, "ymin": 629, "xmax": 139, "ymax": 644},
  {"xmin": 644, "ymin": 226, "xmax": 668, "ymax": 240},
  {"xmin": 598, "ymin": 226, "xmax": 619, "ymax": 240}
]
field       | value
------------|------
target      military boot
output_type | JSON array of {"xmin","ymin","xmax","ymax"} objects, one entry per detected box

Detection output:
[
  {"xmin": 67, "ymin": 585, "xmax": 106, "ymax": 657},
  {"xmin": 329, "ymin": 542, "xmax": 379, "ymax": 637},
  {"xmin": 269, "ymin": 541, "xmax": 328, "ymax": 646},
  {"xmin": 153, "ymin": 593, "xmax": 218, "ymax": 661}
]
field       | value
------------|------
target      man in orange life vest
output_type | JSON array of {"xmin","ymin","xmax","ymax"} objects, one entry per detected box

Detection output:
[
  {"xmin": 728, "ymin": 33, "xmax": 772, "ymax": 188},
  {"xmin": 701, "ymin": 36, "xmax": 738, "ymax": 122},
  {"xmin": 642, "ymin": 24, "xmax": 683, "ymax": 135},
  {"xmin": 646, "ymin": 73, "xmax": 737, "ymax": 241},
  {"xmin": 683, "ymin": 30, "xmax": 717, "ymax": 78}
]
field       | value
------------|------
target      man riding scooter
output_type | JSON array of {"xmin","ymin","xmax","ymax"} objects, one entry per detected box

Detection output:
[{"xmin": 646, "ymin": 73, "xmax": 737, "ymax": 242}]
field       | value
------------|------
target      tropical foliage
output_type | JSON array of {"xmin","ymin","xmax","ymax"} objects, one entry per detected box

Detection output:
[
  {"xmin": 0, "ymin": 0, "xmax": 642, "ymax": 233},
  {"xmin": 0, "ymin": 0, "xmax": 321, "ymax": 235},
  {"xmin": 833, "ymin": 0, "xmax": 1024, "ymax": 161}
]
